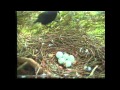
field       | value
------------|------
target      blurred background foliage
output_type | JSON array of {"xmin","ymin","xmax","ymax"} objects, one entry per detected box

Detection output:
[{"xmin": 17, "ymin": 11, "xmax": 105, "ymax": 40}]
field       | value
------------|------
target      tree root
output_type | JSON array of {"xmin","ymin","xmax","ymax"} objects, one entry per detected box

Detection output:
[{"xmin": 17, "ymin": 57, "xmax": 43, "ymax": 74}]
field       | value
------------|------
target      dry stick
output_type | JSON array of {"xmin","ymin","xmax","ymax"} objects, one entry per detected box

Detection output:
[
  {"xmin": 40, "ymin": 45, "xmax": 43, "ymax": 58},
  {"xmin": 35, "ymin": 67, "xmax": 41, "ymax": 78},
  {"xmin": 89, "ymin": 65, "xmax": 99, "ymax": 76},
  {"xmin": 84, "ymin": 56, "xmax": 93, "ymax": 66},
  {"xmin": 17, "ymin": 62, "xmax": 28, "ymax": 71}
]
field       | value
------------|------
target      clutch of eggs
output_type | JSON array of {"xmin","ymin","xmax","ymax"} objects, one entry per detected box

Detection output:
[{"xmin": 56, "ymin": 51, "xmax": 76, "ymax": 68}]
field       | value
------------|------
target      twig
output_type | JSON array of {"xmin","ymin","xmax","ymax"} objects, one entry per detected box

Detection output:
[
  {"xmin": 89, "ymin": 65, "xmax": 98, "ymax": 76},
  {"xmin": 35, "ymin": 66, "xmax": 41, "ymax": 78},
  {"xmin": 17, "ymin": 62, "xmax": 28, "ymax": 71},
  {"xmin": 84, "ymin": 56, "xmax": 93, "ymax": 66}
]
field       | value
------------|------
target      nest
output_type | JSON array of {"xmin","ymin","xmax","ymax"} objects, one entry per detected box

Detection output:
[{"xmin": 17, "ymin": 29, "xmax": 105, "ymax": 78}]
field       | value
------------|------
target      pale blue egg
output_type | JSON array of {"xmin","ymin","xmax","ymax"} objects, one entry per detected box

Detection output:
[
  {"xmin": 87, "ymin": 67, "xmax": 92, "ymax": 71},
  {"xmin": 58, "ymin": 58, "xmax": 66, "ymax": 64},
  {"xmin": 65, "ymin": 60, "xmax": 72, "ymax": 68},
  {"xmin": 84, "ymin": 66, "xmax": 92, "ymax": 71},
  {"xmin": 56, "ymin": 51, "xmax": 63, "ymax": 59},
  {"xmin": 62, "ymin": 53, "xmax": 69, "ymax": 60},
  {"xmin": 68, "ymin": 55, "xmax": 75, "ymax": 63}
]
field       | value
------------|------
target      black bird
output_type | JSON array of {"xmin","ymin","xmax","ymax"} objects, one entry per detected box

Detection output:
[{"xmin": 34, "ymin": 11, "xmax": 59, "ymax": 25}]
